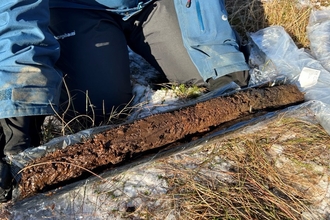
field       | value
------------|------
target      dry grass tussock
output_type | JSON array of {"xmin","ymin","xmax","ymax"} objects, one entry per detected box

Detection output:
[
  {"xmin": 162, "ymin": 117, "xmax": 330, "ymax": 219},
  {"xmin": 226, "ymin": 0, "xmax": 330, "ymax": 48}
]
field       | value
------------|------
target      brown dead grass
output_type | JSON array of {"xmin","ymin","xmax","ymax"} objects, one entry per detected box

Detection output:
[
  {"xmin": 0, "ymin": 201, "xmax": 12, "ymax": 220},
  {"xmin": 226, "ymin": 0, "xmax": 330, "ymax": 48},
  {"xmin": 164, "ymin": 117, "xmax": 330, "ymax": 219}
]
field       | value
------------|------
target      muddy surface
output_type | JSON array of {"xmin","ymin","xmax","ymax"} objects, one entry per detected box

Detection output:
[{"xmin": 18, "ymin": 84, "xmax": 304, "ymax": 199}]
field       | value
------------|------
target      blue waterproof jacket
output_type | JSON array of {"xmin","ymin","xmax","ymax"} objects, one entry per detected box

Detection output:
[
  {"xmin": 174, "ymin": 0, "xmax": 249, "ymax": 81},
  {"xmin": 0, "ymin": 0, "xmax": 62, "ymax": 119},
  {"xmin": 50, "ymin": 0, "xmax": 154, "ymax": 20}
]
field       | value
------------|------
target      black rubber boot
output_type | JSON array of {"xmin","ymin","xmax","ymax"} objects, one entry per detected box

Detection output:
[
  {"xmin": 0, "ymin": 116, "xmax": 45, "ymax": 203},
  {"xmin": 0, "ymin": 161, "xmax": 12, "ymax": 203},
  {"xmin": 1, "ymin": 117, "xmax": 31, "ymax": 156},
  {"xmin": 0, "ymin": 116, "xmax": 45, "ymax": 156}
]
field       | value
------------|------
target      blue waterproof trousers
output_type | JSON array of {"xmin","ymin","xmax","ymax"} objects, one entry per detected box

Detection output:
[{"xmin": 0, "ymin": 0, "xmax": 62, "ymax": 119}]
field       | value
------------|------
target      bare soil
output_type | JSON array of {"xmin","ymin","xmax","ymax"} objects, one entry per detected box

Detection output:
[{"xmin": 17, "ymin": 84, "xmax": 304, "ymax": 200}]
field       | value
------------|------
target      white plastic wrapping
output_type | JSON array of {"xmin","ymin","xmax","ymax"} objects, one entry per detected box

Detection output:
[
  {"xmin": 307, "ymin": 9, "xmax": 330, "ymax": 72},
  {"xmin": 249, "ymin": 25, "xmax": 330, "ymax": 134}
]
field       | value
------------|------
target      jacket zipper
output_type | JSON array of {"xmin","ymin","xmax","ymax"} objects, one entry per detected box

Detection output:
[{"xmin": 186, "ymin": 0, "xmax": 191, "ymax": 8}]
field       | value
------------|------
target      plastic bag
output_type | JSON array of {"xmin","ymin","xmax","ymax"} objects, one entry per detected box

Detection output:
[
  {"xmin": 249, "ymin": 25, "xmax": 330, "ymax": 134},
  {"xmin": 307, "ymin": 9, "xmax": 330, "ymax": 72}
]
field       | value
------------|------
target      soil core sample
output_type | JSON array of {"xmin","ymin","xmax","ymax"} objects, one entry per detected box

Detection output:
[{"xmin": 18, "ymin": 84, "xmax": 305, "ymax": 199}]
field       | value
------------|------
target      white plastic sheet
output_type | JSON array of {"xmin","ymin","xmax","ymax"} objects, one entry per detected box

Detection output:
[
  {"xmin": 249, "ymin": 25, "xmax": 330, "ymax": 134},
  {"xmin": 307, "ymin": 9, "xmax": 330, "ymax": 72}
]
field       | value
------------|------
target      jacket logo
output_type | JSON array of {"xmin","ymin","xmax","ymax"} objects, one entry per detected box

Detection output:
[{"xmin": 55, "ymin": 31, "xmax": 76, "ymax": 40}]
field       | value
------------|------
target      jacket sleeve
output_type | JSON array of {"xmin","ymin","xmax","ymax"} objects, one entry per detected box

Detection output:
[
  {"xmin": 174, "ymin": 0, "xmax": 249, "ymax": 82},
  {"xmin": 0, "ymin": 0, "xmax": 62, "ymax": 119}
]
